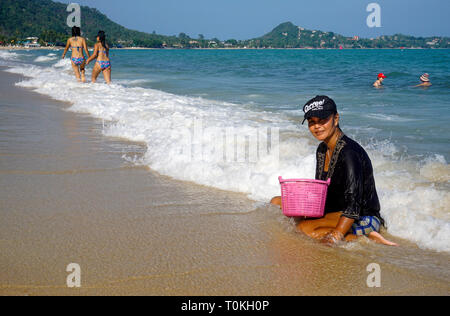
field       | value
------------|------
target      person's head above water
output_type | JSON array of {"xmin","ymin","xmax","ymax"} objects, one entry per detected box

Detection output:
[
  {"xmin": 302, "ymin": 96, "xmax": 340, "ymax": 142},
  {"xmin": 377, "ymin": 73, "xmax": 386, "ymax": 81},
  {"xmin": 420, "ymin": 73, "xmax": 430, "ymax": 82},
  {"xmin": 72, "ymin": 26, "xmax": 81, "ymax": 37}
]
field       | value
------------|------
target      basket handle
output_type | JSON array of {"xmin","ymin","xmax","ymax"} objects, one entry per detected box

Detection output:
[{"xmin": 279, "ymin": 176, "xmax": 331, "ymax": 185}]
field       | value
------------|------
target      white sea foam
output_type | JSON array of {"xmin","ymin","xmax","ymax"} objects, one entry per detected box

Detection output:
[
  {"xmin": 116, "ymin": 78, "xmax": 155, "ymax": 86},
  {"xmin": 0, "ymin": 50, "xmax": 20, "ymax": 59},
  {"xmin": 365, "ymin": 113, "xmax": 419, "ymax": 122},
  {"xmin": 0, "ymin": 50, "xmax": 21, "ymax": 66},
  {"xmin": 420, "ymin": 155, "xmax": 450, "ymax": 183},
  {"xmin": 34, "ymin": 54, "xmax": 58, "ymax": 62},
  {"xmin": 3, "ymin": 52, "xmax": 450, "ymax": 253}
]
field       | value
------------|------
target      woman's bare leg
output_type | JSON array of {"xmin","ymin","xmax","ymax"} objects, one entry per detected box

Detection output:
[
  {"xmin": 271, "ymin": 196, "xmax": 397, "ymax": 245},
  {"xmin": 91, "ymin": 63, "xmax": 102, "ymax": 83},
  {"xmin": 102, "ymin": 67, "xmax": 111, "ymax": 84},
  {"xmin": 270, "ymin": 198, "xmax": 341, "ymax": 239},
  {"xmin": 345, "ymin": 234, "xmax": 358, "ymax": 242},
  {"xmin": 368, "ymin": 231, "xmax": 399, "ymax": 246},
  {"xmin": 270, "ymin": 196, "xmax": 282, "ymax": 207},
  {"xmin": 296, "ymin": 212, "xmax": 342, "ymax": 239},
  {"xmin": 71, "ymin": 62, "xmax": 81, "ymax": 82},
  {"xmin": 80, "ymin": 61, "xmax": 86, "ymax": 83}
]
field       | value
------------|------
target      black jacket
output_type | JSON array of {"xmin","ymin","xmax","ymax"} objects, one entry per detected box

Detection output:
[{"xmin": 315, "ymin": 134, "xmax": 383, "ymax": 225}]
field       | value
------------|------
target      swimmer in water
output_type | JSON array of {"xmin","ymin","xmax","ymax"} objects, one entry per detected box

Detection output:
[
  {"xmin": 270, "ymin": 96, "xmax": 398, "ymax": 247},
  {"xmin": 86, "ymin": 31, "xmax": 111, "ymax": 84},
  {"xmin": 373, "ymin": 73, "xmax": 386, "ymax": 88},
  {"xmin": 62, "ymin": 26, "xmax": 90, "ymax": 83},
  {"xmin": 415, "ymin": 73, "xmax": 432, "ymax": 87}
]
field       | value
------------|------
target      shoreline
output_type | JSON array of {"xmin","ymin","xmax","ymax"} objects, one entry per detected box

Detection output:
[{"xmin": 0, "ymin": 67, "xmax": 449, "ymax": 296}]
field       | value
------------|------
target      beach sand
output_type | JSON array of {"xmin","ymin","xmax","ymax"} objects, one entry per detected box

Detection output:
[{"xmin": 0, "ymin": 68, "xmax": 449, "ymax": 296}]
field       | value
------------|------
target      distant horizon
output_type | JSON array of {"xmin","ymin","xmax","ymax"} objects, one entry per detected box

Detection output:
[{"xmin": 56, "ymin": 0, "xmax": 450, "ymax": 40}]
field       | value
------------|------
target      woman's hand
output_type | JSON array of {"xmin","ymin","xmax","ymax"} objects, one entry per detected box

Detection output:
[
  {"xmin": 320, "ymin": 230, "xmax": 344, "ymax": 245},
  {"xmin": 321, "ymin": 216, "xmax": 354, "ymax": 245}
]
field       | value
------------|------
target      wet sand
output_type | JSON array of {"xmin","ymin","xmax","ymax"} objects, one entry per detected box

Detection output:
[{"xmin": 0, "ymin": 68, "xmax": 449, "ymax": 296}]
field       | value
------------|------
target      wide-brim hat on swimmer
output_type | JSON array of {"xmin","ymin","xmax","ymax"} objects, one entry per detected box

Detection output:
[
  {"xmin": 420, "ymin": 73, "xmax": 430, "ymax": 82},
  {"xmin": 302, "ymin": 95, "xmax": 337, "ymax": 124}
]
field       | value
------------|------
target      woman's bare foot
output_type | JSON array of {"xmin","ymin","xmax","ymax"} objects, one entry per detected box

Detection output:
[{"xmin": 368, "ymin": 231, "xmax": 399, "ymax": 246}]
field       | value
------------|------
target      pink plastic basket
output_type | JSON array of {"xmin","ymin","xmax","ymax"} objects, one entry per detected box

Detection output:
[{"xmin": 279, "ymin": 176, "xmax": 331, "ymax": 218}]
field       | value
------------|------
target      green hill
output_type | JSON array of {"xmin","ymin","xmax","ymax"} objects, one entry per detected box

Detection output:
[
  {"xmin": 244, "ymin": 21, "xmax": 450, "ymax": 49},
  {"xmin": 246, "ymin": 22, "xmax": 348, "ymax": 48},
  {"xmin": 0, "ymin": 0, "xmax": 178, "ymax": 47}
]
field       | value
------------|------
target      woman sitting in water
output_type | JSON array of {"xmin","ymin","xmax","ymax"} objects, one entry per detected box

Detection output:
[
  {"xmin": 86, "ymin": 31, "xmax": 112, "ymax": 84},
  {"xmin": 270, "ymin": 96, "xmax": 398, "ymax": 246},
  {"xmin": 62, "ymin": 26, "xmax": 90, "ymax": 82}
]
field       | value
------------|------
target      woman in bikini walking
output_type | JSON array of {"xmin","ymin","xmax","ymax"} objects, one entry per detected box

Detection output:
[
  {"xmin": 86, "ymin": 31, "xmax": 112, "ymax": 84},
  {"xmin": 62, "ymin": 26, "xmax": 90, "ymax": 83}
]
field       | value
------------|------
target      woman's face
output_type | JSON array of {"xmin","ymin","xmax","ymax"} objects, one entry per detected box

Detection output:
[
  {"xmin": 96, "ymin": 36, "xmax": 100, "ymax": 42},
  {"xmin": 307, "ymin": 114, "xmax": 339, "ymax": 142}
]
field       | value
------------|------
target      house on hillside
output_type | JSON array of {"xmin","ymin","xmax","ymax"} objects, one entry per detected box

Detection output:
[
  {"xmin": 426, "ymin": 38, "xmax": 439, "ymax": 46},
  {"xmin": 24, "ymin": 37, "xmax": 40, "ymax": 48},
  {"xmin": 189, "ymin": 40, "xmax": 200, "ymax": 48}
]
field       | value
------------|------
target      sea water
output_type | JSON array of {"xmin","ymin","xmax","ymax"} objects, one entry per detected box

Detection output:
[{"xmin": 1, "ymin": 48, "xmax": 449, "ymax": 253}]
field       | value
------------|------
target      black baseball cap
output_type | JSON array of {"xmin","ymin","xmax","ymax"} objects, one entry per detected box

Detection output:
[{"xmin": 302, "ymin": 95, "xmax": 337, "ymax": 124}]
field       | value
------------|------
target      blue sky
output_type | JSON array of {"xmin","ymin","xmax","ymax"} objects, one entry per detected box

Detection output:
[{"xmin": 57, "ymin": 0, "xmax": 450, "ymax": 40}]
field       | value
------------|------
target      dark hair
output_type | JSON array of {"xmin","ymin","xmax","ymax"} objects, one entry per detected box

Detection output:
[
  {"xmin": 97, "ymin": 31, "xmax": 107, "ymax": 50},
  {"xmin": 72, "ymin": 26, "xmax": 81, "ymax": 37},
  {"xmin": 334, "ymin": 112, "xmax": 340, "ymax": 129}
]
